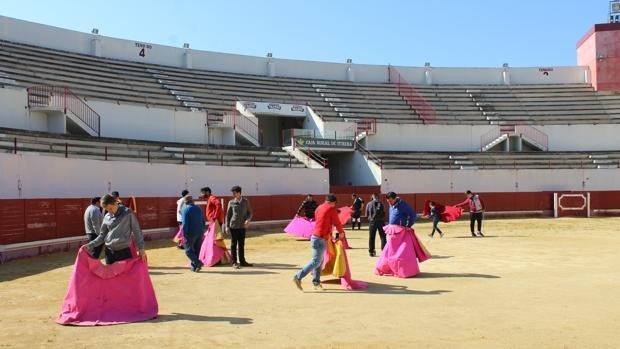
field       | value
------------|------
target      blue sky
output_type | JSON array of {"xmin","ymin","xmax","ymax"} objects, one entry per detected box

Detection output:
[{"xmin": 0, "ymin": 0, "xmax": 610, "ymax": 67}]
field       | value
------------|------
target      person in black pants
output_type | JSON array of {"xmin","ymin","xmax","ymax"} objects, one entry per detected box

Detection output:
[
  {"xmin": 182, "ymin": 196, "xmax": 205, "ymax": 272},
  {"xmin": 365, "ymin": 193, "xmax": 386, "ymax": 257},
  {"xmin": 350, "ymin": 194, "xmax": 364, "ymax": 230},
  {"xmin": 456, "ymin": 190, "xmax": 485, "ymax": 237},
  {"xmin": 427, "ymin": 201, "xmax": 444, "ymax": 238},
  {"xmin": 225, "ymin": 185, "xmax": 253, "ymax": 269}
]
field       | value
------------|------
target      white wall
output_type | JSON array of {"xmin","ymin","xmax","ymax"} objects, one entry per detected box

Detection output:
[
  {"xmin": 381, "ymin": 168, "xmax": 620, "ymax": 194},
  {"xmin": 0, "ymin": 15, "xmax": 588, "ymax": 85},
  {"xmin": 364, "ymin": 123, "xmax": 620, "ymax": 152},
  {"xmin": 0, "ymin": 152, "xmax": 329, "ymax": 199},
  {"xmin": 367, "ymin": 123, "xmax": 494, "ymax": 152},
  {"xmin": 541, "ymin": 124, "xmax": 620, "ymax": 151},
  {"xmin": 88, "ymin": 100, "xmax": 207, "ymax": 143},
  {"xmin": 0, "ymin": 87, "xmax": 29, "ymax": 129},
  {"xmin": 329, "ymin": 151, "xmax": 381, "ymax": 186}
]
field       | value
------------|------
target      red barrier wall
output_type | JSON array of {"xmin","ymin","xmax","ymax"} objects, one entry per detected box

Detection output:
[
  {"xmin": 1, "ymin": 191, "xmax": 619, "ymax": 244},
  {"xmin": 0, "ymin": 200, "xmax": 25, "ymax": 244}
]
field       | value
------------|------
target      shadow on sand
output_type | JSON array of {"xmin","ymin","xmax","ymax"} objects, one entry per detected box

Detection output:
[
  {"xmin": 416, "ymin": 272, "xmax": 500, "ymax": 279},
  {"xmin": 150, "ymin": 312, "xmax": 253, "ymax": 324},
  {"xmin": 318, "ymin": 279, "xmax": 452, "ymax": 295}
]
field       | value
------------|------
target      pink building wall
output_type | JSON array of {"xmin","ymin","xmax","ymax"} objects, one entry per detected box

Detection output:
[{"xmin": 577, "ymin": 23, "xmax": 620, "ymax": 91}]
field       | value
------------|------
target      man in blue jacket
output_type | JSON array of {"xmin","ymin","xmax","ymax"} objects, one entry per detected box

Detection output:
[
  {"xmin": 386, "ymin": 192, "xmax": 416, "ymax": 228},
  {"xmin": 182, "ymin": 196, "xmax": 205, "ymax": 272}
]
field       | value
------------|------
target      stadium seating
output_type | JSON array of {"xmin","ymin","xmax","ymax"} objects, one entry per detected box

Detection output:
[
  {"xmin": 365, "ymin": 150, "xmax": 620, "ymax": 170},
  {"xmin": 2, "ymin": 39, "xmax": 620, "ymax": 125},
  {"xmin": 0, "ymin": 127, "xmax": 305, "ymax": 168}
]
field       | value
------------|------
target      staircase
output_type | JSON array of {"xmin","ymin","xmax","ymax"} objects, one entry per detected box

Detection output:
[
  {"xmin": 147, "ymin": 68, "xmax": 204, "ymax": 111},
  {"xmin": 27, "ymin": 85, "xmax": 101, "ymax": 136},
  {"xmin": 223, "ymin": 112, "xmax": 262, "ymax": 146},
  {"xmin": 355, "ymin": 118, "xmax": 377, "ymax": 142},
  {"xmin": 481, "ymin": 124, "xmax": 548, "ymax": 151}
]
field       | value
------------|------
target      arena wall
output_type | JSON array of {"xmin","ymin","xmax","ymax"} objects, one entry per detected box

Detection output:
[
  {"xmin": 381, "ymin": 168, "xmax": 620, "ymax": 193},
  {"xmin": 0, "ymin": 152, "xmax": 330, "ymax": 199},
  {"xmin": 365, "ymin": 123, "xmax": 620, "ymax": 152}
]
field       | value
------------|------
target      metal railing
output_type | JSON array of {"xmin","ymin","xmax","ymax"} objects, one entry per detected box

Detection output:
[
  {"xmin": 515, "ymin": 125, "xmax": 549, "ymax": 151},
  {"xmin": 388, "ymin": 65, "xmax": 437, "ymax": 124},
  {"xmin": 355, "ymin": 140, "xmax": 383, "ymax": 169},
  {"xmin": 223, "ymin": 111, "xmax": 262, "ymax": 145},
  {"xmin": 356, "ymin": 118, "xmax": 377, "ymax": 135},
  {"xmin": 27, "ymin": 85, "xmax": 101, "ymax": 136},
  {"xmin": 295, "ymin": 142, "xmax": 328, "ymax": 168},
  {"xmin": 480, "ymin": 126, "xmax": 501, "ymax": 150}
]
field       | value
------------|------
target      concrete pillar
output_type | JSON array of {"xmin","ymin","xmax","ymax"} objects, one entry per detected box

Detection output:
[
  {"xmin": 267, "ymin": 59, "xmax": 276, "ymax": 77},
  {"xmin": 502, "ymin": 63, "xmax": 510, "ymax": 85},
  {"xmin": 346, "ymin": 65, "xmax": 355, "ymax": 82},
  {"xmin": 91, "ymin": 36, "xmax": 101, "ymax": 57},
  {"xmin": 503, "ymin": 136, "xmax": 510, "ymax": 152},
  {"xmin": 183, "ymin": 50, "xmax": 192, "ymax": 69},
  {"xmin": 424, "ymin": 63, "xmax": 432, "ymax": 85},
  {"xmin": 514, "ymin": 136, "xmax": 523, "ymax": 152}
]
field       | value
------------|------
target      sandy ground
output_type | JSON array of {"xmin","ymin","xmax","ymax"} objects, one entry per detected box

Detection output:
[{"xmin": 1, "ymin": 217, "xmax": 619, "ymax": 349}]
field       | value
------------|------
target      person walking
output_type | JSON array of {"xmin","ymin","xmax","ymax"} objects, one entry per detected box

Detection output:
[
  {"xmin": 182, "ymin": 196, "xmax": 205, "ymax": 272},
  {"xmin": 293, "ymin": 194, "xmax": 346, "ymax": 291},
  {"xmin": 427, "ymin": 201, "xmax": 444, "ymax": 238}
]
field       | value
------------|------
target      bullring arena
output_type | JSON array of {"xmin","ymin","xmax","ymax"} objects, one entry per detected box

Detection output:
[
  {"xmin": 1, "ymin": 7, "xmax": 620, "ymax": 349},
  {"xmin": 1, "ymin": 218, "xmax": 619, "ymax": 348}
]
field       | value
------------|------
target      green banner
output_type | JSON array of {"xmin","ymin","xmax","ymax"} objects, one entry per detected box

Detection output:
[{"xmin": 295, "ymin": 137, "xmax": 354, "ymax": 149}]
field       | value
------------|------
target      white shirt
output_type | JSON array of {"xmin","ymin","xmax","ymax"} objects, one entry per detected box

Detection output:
[{"xmin": 176, "ymin": 197, "xmax": 187, "ymax": 222}]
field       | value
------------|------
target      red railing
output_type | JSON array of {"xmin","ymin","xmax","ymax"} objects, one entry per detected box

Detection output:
[
  {"xmin": 223, "ymin": 111, "xmax": 262, "ymax": 145},
  {"xmin": 356, "ymin": 118, "xmax": 377, "ymax": 135},
  {"xmin": 480, "ymin": 126, "xmax": 501, "ymax": 150},
  {"xmin": 26, "ymin": 85, "xmax": 101, "ymax": 136},
  {"xmin": 515, "ymin": 125, "xmax": 549, "ymax": 151},
  {"xmin": 388, "ymin": 65, "xmax": 437, "ymax": 124}
]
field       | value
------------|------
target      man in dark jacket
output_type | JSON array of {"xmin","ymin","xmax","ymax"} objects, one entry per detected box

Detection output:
[
  {"xmin": 225, "ymin": 185, "xmax": 253, "ymax": 269},
  {"xmin": 365, "ymin": 193, "xmax": 386, "ymax": 257},
  {"xmin": 350, "ymin": 194, "xmax": 364, "ymax": 230},
  {"xmin": 297, "ymin": 194, "xmax": 318, "ymax": 220},
  {"xmin": 182, "ymin": 196, "xmax": 205, "ymax": 272}
]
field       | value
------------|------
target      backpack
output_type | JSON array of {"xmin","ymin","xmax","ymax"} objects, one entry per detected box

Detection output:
[{"xmin": 373, "ymin": 201, "xmax": 386, "ymax": 221}]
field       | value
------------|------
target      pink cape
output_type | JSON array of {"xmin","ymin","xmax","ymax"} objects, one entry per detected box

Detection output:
[
  {"xmin": 322, "ymin": 239, "xmax": 368, "ymax": 290},
  {"xmin": 337, "ymin": 207, "xmax": 353, "ymax": 249},
  {"xmin": 172, "ymin": 225, "xmax": 185, "ymax": 246},
  {"xmin": 374, "ymin": 224, "xmax": 432, "ymax": 278},
  {"xmin": 421, "ymin": 200, "xmax": 463, "ymax": 223},
  {"xmin": 199, "ymin": 222, "xmax": 231, "ymax": 267},
  {"xmin": 338, "ymin": 207, "xmax": 353, "ymax": 225},
  {"xmin": 56, "ymin": 248, "xmax": 158, "ymax": 326},
  {"xmin": 284, "ymin": 217, "xmax": 315, "ymax": 239}
]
